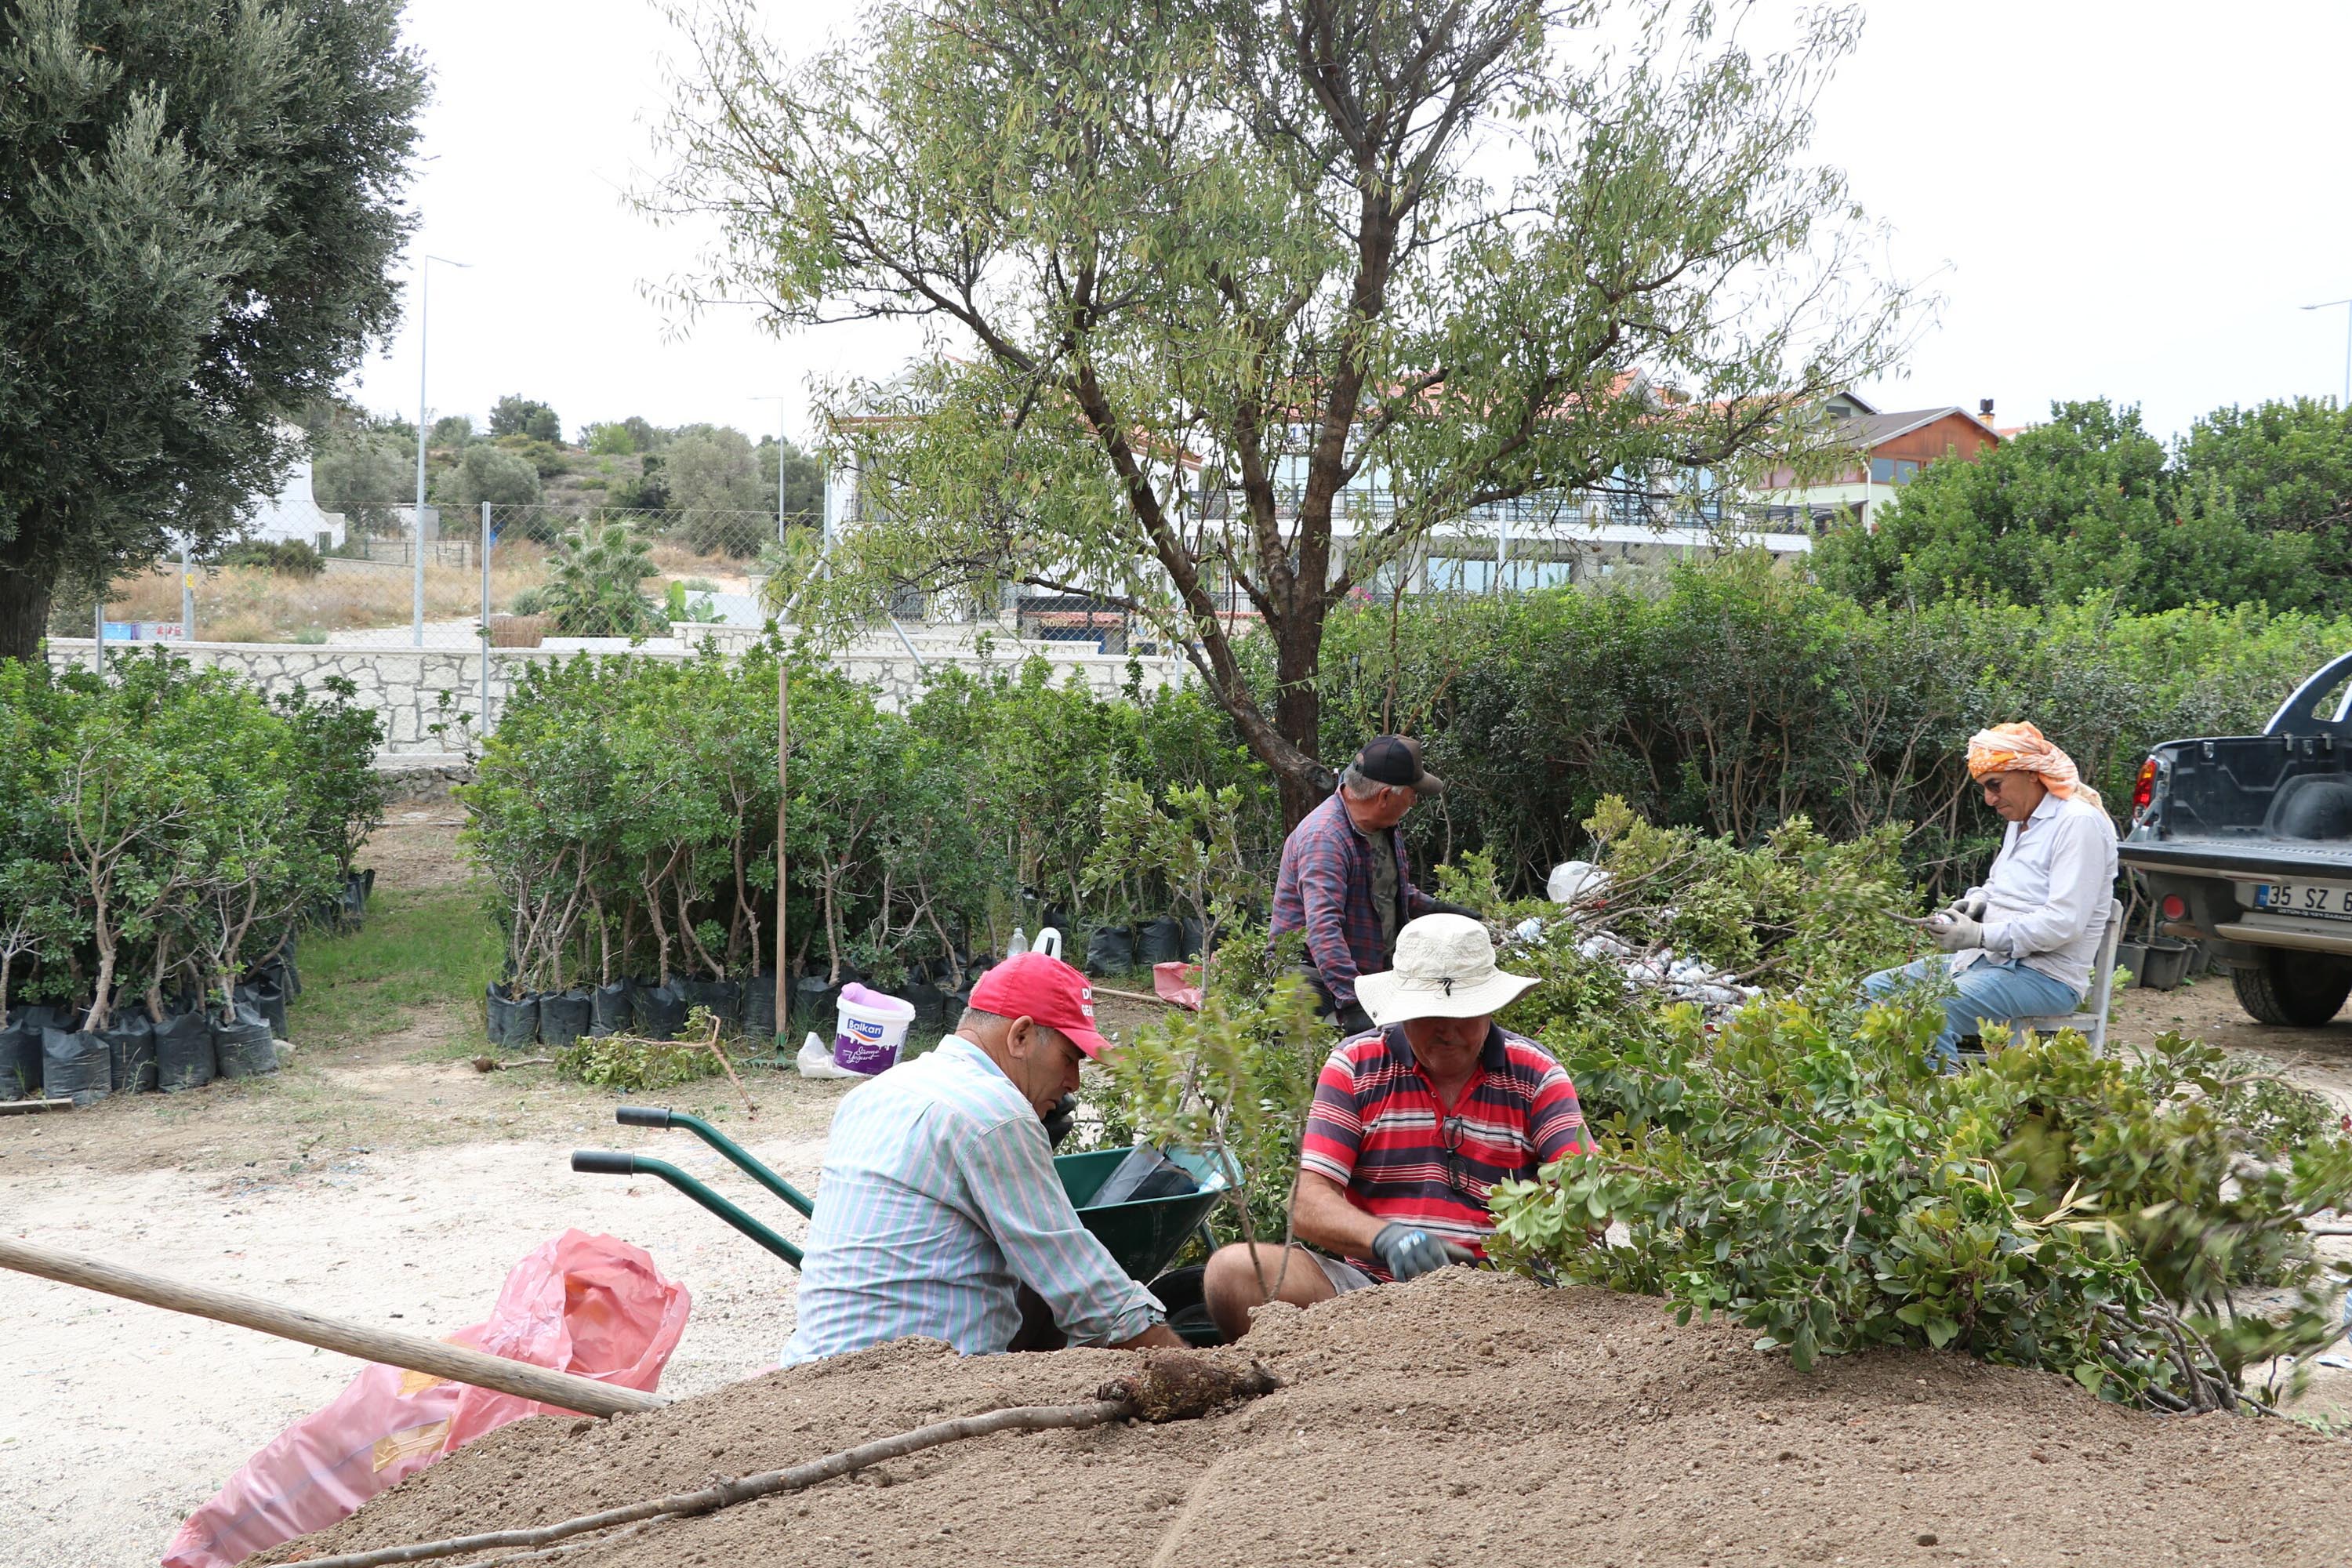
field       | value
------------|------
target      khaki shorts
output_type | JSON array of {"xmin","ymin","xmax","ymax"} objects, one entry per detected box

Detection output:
[{"xmin": 1312, "ymin": 1254, "xmax": 1379, "ymax": 1295}]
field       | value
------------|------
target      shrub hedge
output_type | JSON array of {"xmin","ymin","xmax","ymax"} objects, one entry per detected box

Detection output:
[
  {"xmin": 459, "ymin": 643, "xmax": 1273, "ymax": 999},
  {"xmin": 1316, "ymin": 553, "xmax": 2351, "ymax": 896},
  {"xmin": 0, "ymin": 650, "xmax": 387, "ymax": 1036}
]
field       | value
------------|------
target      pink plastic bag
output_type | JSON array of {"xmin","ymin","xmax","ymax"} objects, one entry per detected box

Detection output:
[
  {"xmin": 1152, "ymin": 960, "xmax": 1203, "ymax": 1011},
  {"xmin": 162, "ymin": 1230, "xmax": 690, "ymax": 1568}
]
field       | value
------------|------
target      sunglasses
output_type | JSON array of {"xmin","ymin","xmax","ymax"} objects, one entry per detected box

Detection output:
[{"xmin": 1441, "ymin": 1113, "xmax": 1467, "ymax": 1192}]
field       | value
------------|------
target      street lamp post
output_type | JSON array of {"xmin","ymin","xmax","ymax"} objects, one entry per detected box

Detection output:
[
  {"xmin": 413, "ymin": 254, "xmax": 470, "ymax": 646},
  {"xmin": 749, "ymin": 395, "xmax": 789, "ymax": 546},
  {"xmin": 2302, "ymin": 296, "xmax": 2352, "ymax": 408}
]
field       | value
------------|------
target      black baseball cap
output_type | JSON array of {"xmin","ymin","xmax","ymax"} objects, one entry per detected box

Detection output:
[{"xmin": 1355, "ymin": 735, "xmax": 1444, "ymax": 797}]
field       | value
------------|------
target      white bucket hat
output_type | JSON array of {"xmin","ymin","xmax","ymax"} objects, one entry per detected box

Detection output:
[{"xmin": 1355, "ymin": 914, "xmax": 1538, "ymax": 1026}]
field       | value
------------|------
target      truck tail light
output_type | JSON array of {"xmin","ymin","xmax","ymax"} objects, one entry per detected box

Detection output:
[
  {"xmin": 2160, "ymin": 894, "xmax": 2187, "ymax": 921},
  {"xmin": 2131, "ymin": 756, "xmax": 2159, "ymax": 813}
]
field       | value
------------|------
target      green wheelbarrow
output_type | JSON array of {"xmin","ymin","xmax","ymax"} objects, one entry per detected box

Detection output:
[{"xmin": 570, "ymin": 1105, "xmax": 1236, "ymax": 1292}]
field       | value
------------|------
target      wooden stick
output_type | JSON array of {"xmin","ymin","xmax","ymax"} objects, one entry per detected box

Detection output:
[
  {"xmin": 0, "ymin": 1236, "xmax": 666, "ymax": 1419},
  {"xmin": 1092, "ymin": 984, "xmax": 1180, "ymax": 1007},
  {"xmin": 292, "ymin": 1400, "xmax": 1131, "ymax": 1568},
  {"xmin": 701, "ymin": 1014, "xmax": 759, "ymax": 1119},
  {"xmin": 0, "ymin": 1097, "xmax": 74, "ymax": 1116}
]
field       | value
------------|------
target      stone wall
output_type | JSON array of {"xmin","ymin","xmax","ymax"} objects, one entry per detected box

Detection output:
[{"xmin": 46, "ymin": 627, "xmax": 1191, "ymax": 757}]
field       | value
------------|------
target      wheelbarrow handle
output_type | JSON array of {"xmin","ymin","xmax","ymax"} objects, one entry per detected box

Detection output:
[
  {"xmin": 570, "ymin": 1149, "xmax": 804, "ymax": 1269},
  {"xmin": 612, "ymin": 1106, "xmax": 815, "ymax": 1218}
]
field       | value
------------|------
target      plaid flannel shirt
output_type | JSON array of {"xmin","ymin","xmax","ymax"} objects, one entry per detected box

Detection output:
[{"xmin": 1269, "ymin": 792, "xmax": 1435, "ymax": 1008}]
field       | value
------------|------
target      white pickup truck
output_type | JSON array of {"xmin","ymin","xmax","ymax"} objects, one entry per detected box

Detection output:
[{"xmin": 2118, "ymin": 650, "xmax": 2352, "ymax": 1026}]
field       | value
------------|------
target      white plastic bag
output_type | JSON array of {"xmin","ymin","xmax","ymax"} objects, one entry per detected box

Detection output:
[
  {"xmin": 1546, "ymin": 860, "xmax": 1610, "ymax": 905},
  {"xmin": 797, "ymin": 1030, "xmax": 857, "ymax": 1079}
]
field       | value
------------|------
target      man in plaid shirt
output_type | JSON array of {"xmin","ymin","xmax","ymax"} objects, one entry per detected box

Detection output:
[{"xmin": 1272, "ymin": 735, "xmax": 1473, "ymax": 1034}]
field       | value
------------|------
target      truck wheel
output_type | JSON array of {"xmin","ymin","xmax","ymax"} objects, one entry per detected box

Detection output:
[{"xmin": 2231, "ymin": 953, "xmax": 2352, "ymax": 1027}]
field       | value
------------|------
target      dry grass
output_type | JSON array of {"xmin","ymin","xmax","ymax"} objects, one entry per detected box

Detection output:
[{"xmin": 107, "ymin": 554, "xmax": 552, "ymax": 644}]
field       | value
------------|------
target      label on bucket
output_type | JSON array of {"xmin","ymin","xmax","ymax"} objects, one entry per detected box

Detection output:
[{"xmin": 832, "ymin": 1012, "xmax": 903, "ymax": 1074}]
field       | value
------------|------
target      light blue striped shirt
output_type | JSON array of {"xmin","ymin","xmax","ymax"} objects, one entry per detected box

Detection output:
[{"xmin": 779, "ymin": 1034, "xmax": 1162, "ymax": 1364}]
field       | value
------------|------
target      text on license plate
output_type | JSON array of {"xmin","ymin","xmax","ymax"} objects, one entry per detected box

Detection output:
[{"xmin": 2251, "ymin": 881, "xmax": 2352, "ymax": 921}]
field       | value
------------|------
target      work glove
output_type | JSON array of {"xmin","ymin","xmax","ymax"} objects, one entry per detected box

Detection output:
[
  {"xmin": 1373, "ymin": 1222, "xmax": 1478, "ymax": 1282},
  {"xmin": 1335, "ymin": 1000, "xmax": 1377, "ymax": 1037},
  {"xmin": 1042, "ymin": 1093, "xmax": 1079, "ymax": 1149},
  {"xmin": 1929, "ymin": 913, "xmax": 1985, "ymax": 953},
  {"xmin": 1938, "ymin": 891, "xmax": 1988, "ymax": 922},
  {"xmin": 1428, "ymin": 900, "xmax": 1483, "ymax": 920}
]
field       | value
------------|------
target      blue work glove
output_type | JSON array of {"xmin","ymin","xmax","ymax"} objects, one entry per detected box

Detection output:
[{"xmin": 1372, "ymin": 1222, "xmax": 1476, "ymax": 1282}]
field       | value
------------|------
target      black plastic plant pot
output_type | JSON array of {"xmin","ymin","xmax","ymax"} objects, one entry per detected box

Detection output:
[
  {"xmin": 683, "ymin": 978, "xmax": 743, "ymax": 1029},
  {"xmin": 155, "ymin": 1011, "xmax": 215, "ymax": 1092},
  {"xmin": 539, "ymin": 989, "xmax": 593, "ymax": 1049},
  {"xmin": 238, "ymin": 980, "xmax": 289, "ymax": 1041},
  {"xmin": 1085, "ymin": 924, "xmax": 1136, "ymax": 977},
  {"xmin": 590, "ymin": 981, "xmax": 634, "ymax": 1037},
  {"xmin": 485, "ymin": 985, "xmax": 540, "ymax": 1048},
  {"xmin": 906, "ymin": 979, "xmax": 947, "ymax": 1029},
  {"xmin": 41, "ymin": 1026, "xmax": 113, "ymax": 1105},
  {"xmin": 1136, "ymin": 917, "xmax": 1185, "ymax": 967},
  {"xmin": 0, "ymin": 1018, "xmax": 38, "ymax": 1098},
  {"xmin": 103, "ymin": 1015, "xmax": 158, "ymax": 1094},
  {"xmin": 634, "ymin": 981, "xmax": 690, "ymax": 1041},
  {"xmin": 742, "ymin": 974, "xmax": 779, "ymax": 1039},
  {"xmin": 212, "ymin": 1006, "xmax": 278, "ymax": 1079}
]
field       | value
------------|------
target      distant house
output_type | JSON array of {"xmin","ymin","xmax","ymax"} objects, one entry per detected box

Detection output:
[
  {"xmin": 1757, "ymin": 393, "xmax": 2002, "ymax": 531},
  {"xmin": 243, "ymin": 446, "xmax": 348, "ymax": 551}
]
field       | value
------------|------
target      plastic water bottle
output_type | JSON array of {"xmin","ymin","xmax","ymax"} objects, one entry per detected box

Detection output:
[{"xmin": 1006, "ymin": 927, "xmax": 1029, "ymax": 957}]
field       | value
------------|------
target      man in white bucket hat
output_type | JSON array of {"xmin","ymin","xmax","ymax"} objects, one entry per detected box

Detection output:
[{"xmin": 1201, "ymin": 914, "xmax": 1593, "ymax": 1339}]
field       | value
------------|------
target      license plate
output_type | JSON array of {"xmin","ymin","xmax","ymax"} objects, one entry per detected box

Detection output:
[{"xmin": 2250, "ymin": 880, "xmax": 2352, "ymax": 922}]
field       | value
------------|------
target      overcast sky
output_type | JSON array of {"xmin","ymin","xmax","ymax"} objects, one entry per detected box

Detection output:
[{"xmin": 345, "ymin": 1, "xmax": 2352, "ymax": 448}]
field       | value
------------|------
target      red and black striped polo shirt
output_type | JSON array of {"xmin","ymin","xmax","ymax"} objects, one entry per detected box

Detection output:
[{"xmin": 1299, "ymin": 1023, "xmax": 1591, "ymax": 1280}]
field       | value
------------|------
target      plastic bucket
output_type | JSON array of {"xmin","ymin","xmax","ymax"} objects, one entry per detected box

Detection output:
[{"xmin": 832, "ymin": 992, "xmax": 916, "ymax": 1075}]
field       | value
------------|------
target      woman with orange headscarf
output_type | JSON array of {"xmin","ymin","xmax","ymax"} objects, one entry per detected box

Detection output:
[{"xmin": 1860, "ymin": 723, "xmax": 2120, "ymax": 1068}]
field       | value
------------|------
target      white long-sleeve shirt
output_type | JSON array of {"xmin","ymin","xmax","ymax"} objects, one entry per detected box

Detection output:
[{"xmin": 1954, "ymin": 791, "xmax": 2119, "ymax": 997}]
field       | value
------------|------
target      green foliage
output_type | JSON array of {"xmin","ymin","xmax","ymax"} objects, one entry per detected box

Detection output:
[
  {"xmin": 430, "ymin": 414, "xmax": 478, "ymax": 448},
  {"xmin": 445, "ymin": 444, "xmax": 545, "ymax": 511},
  {"xmin": 0, "ymin": 651, "xmax": 384, "ymax": 1025},
  {"xmin": 1316, "ymin": 552, "xmax": 2352, "ymax": 896},
  {"xmin": 1813, "ymin": 399, "xmax": 2351, "ymax": 615},
  {"xmin": 462, "ymin": 648, "xmax": 1265, "ymax": 995},
  {"xmin": 2174, "ymin": 395, "xmax": 2352, "ymax": 540},
  {"xmin": 585, "ymin": 423, "xmax": 637, "ymax": 456},
  {"xmin": 1486, "ymin": 1003, "xmax": 2352, "ymax": 1412},
  {"xmin": 0, "ymin": 0, "xmax": 425, "ymax": 656},
  {"xmin": 540, "ymin": 522, "xmax": 662, "ymax": 637},
  {"xmin": 1088, "ymin": 780, "xmax": 1256, "ymax": 967},
  {"xmin": 663, "ymin": 426, "xmax": 768, "ymax": 556},
  {"xmin": 1094, "ymin": 931, "xmax": 1329, "ymax": 1247},
  {"xmin": 655, "ymin": 0, "xmax": 1910, "ymax": 798},
  {"xmin": 310, "ymin": 421, "xmax": 416, "ymax": 539},
  {"xmin": 554, "ymin": 1009, "xmax": 735, "ymax": 1091},
  {"xmin": 488, "ymin": 395, "xmax": 563, "ymax": 445},
  {"xmin": 219, "ymin": 539, "xmax": 326, "ymax": 576}
]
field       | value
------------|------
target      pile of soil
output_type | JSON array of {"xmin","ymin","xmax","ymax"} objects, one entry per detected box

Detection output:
[{"xmin": 273, "ymin": 1272, "xmax": 2352, "ymax": 1567}]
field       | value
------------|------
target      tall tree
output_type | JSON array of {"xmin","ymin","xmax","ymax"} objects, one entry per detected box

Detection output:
[
  {"xmin": 652, "ymin": 0, "xmax": 1908, "ymax": 817},
  {"xmin": 0, "ymin": 0, "xmax": 427, "ymax": 660}
]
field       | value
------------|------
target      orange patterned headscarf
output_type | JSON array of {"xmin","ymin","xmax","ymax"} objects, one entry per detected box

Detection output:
[{"xmin": 1965, "ymin": 722, "xmax": 2101, "ymax": 810}]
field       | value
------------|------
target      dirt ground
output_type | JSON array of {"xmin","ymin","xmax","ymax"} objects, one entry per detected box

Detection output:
[
  {"xmin": 5, "ymin": 820, "xmax": 2350, "ymax": 1567},
  {"xmin": 272, "ymin": 1272, "xmax": 2352, "ymax": 1568}
]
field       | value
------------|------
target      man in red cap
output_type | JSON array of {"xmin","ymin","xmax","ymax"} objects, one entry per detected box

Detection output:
[{"xmin": 779, "ymin": 951, "xmax": 1183, "ymax": 1364}]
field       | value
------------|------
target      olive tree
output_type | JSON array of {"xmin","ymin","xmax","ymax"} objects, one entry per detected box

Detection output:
[
  {"xmin": 652, "ymin": 0, "xmax": 1909, "ymax": 818},
  {"xmin": 0, "ymin": 0, "xmax": 426, "ymax": 660}
]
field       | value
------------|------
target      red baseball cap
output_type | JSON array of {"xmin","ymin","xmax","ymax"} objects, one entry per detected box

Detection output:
[{"xmin": 970, "ymin": 952, "xmax": 1112, "ymax": 1058}]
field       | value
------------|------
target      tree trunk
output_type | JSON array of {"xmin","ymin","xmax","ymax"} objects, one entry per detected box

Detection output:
[
  {"xmin": 0, "ymin": 547, "xmax": 58, "ymax": 663},
  {"xmin": 1271, "ymin": 597, "xmax": 1334, "ymax": 826}
]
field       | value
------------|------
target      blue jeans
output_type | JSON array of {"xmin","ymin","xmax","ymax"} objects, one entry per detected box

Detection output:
[{"xmin": 1860, "ymin": 956, "xmax": 2082, "ymax": 1068}]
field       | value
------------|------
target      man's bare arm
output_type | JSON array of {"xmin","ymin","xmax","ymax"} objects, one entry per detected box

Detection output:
[{"xmin": 1290, "ymin": 1170, "xmax": 1387, "ymax": 1258}]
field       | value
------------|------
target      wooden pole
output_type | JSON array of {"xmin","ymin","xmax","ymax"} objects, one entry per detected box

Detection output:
[
  {"xmin": 775, "ymin": 651, "xmax": 789, "ymax": 1049},
  {"xmin": 790, "ymin": 648, "xmax": 800, "ymax": 1053},
  {"xmin": 0, "ymin": 1236, "xmax": 667, "ymax": 1418}
]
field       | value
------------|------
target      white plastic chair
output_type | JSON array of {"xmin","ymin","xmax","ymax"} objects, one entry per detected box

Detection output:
[{"xmin": 2014, "ymin": 898, "xmax": 2124, "ymax": 1054}]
